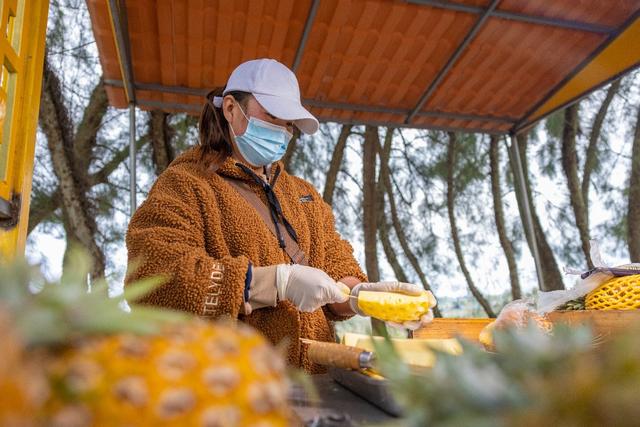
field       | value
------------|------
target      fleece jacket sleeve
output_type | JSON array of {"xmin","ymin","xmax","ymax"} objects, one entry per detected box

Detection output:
[
  {"xmin": 125, "ymin": 168, "xmax": 248, "ymax": 320},
  {"xmin": 316, "ymin": 192, "xmax": 368, "ymax": 321}
]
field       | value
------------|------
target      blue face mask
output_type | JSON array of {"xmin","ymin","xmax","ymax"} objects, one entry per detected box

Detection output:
[{"xmin": 231, "ymin": 104, "xmax": 293, "ymax": 167}]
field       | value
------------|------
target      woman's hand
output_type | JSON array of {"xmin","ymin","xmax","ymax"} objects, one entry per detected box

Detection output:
[
  {"xmin": 275, "ymin": 264, "xmax": 350, "ymax": 312},
  {"xmin": 350, "ymin": 281, "xmax": 435, "ymax": 331}
]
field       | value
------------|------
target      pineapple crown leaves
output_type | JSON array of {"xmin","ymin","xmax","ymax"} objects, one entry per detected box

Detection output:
[
  {"xmin": 0, "ymin": 248, "xmax": 190, "ymax": 347},
  {"xmin": 371, "ymin": 324, "xmax": 602, "ymax": 427}
]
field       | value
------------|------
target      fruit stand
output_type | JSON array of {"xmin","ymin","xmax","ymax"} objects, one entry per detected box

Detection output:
[{"xmin": 2, "ymin": 1, "xmax": 640, "ymax": 426}]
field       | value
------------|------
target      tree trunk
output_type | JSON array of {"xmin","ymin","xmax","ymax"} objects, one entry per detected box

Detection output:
[
  {"xmin": 583, "ymin": 79, "xmax": 620, "ymax": 211},
  {"xmin": 509, "ymin": 134, "xmax": 565, "ymax": 291},
  {"xmin": 447, "ymin": 133, "xmax": 496, "ymax": 317},
  {"xmin": 282, "ymin": 128, "xmax": 300, "ymax": 173},
  {"xmin": 39, "ymin": 58, "xmax": 105, "ymax": 280},
  {"xmin": 362, "ymin": 125, "xmax": 380, "ymax": 282},
  {"xmin": 489, "ymin": 135, "xmax": 521, "ymax": 300},
  {"xmin": 323, "ymin": 125, "xmax": 351, "ymax": 206},
  {"xmin": 378, "ymin": 209, "xmax": 409, "ymax": 283},
  {"xmin": 561, "ymin": 104, "xmax": 593, "ymax": 268},
  {"xmin": 149, "ymin": 110, "xmax": 175, "ymax": 175},
  {"xmin": 628, "ymin": 103, "xmax": 640, "ymax": 262},
  {"xmin": 29, "ymin": 130, "xmax": 150, "ymax": 234},
  {"xmin": 376, "ymin": 129, "xmax": 410, "ymax": 282},
  {"xmin": 74, "ymin": 79, "xmax": 108, "ymax": 177},
  {"xmin": 575, "ymin": 80, "xmax": 620, "ymax": 266},
  {"xmin": 379, "ymin": 128, "xmax": 442, "ymax": 317}
]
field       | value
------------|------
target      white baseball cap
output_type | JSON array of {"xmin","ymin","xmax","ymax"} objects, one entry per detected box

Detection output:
[{"xmin": 212, "ymin": 58, "xmax": 319, "ymax": 135}]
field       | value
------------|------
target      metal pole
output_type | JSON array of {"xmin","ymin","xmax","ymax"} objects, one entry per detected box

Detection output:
[
  {"xmin": 129, "ymin": 103, "xmax": 137, "ymax": 216},
  {"xmin": 509, "ymin": 134, "xmax": 544, "ymax": 290}
]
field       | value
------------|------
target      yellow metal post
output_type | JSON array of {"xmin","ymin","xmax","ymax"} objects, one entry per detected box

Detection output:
[{"xmin": 0, "ymin": 0, "xmax": 50, "ymax": 260}]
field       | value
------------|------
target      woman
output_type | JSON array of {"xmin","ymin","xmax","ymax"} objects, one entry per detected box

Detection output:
[{"xmin": 126, "ymin": 58, "xmax": 432, "ymax": 373}]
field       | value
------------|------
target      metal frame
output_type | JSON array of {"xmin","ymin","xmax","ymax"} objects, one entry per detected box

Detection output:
[
  {"xmin": 135, "ymin": 81, "xmax": 205, "ymax": 96},
  {"xmin": 406, "ymin": 0, "xmax": 500, "ymax": 124},
  {"xmin": 138, "ymin": 99, "xmax": 201, "ymax": 113},
  {"xmin": 106, "ymin": 0, "xmax": 137, "ymax": 216},
  {"xmin": 508, "ymin": 134, "xmax": 544, "ymax": 289},
  {"xmin": 305, "ymin": 99, "xmax": 516, "ymax": 124},
  {"xmin": 106, "ymin": 0, "xmax": 135, "ymax": 103},
  {"xmin": 104, "ymin": 79, "xmax": 517, "ymax": 125},
  {"xmin": 513, "ymin": 9, "xmax": 640, "ymax": 134},
  {"xmin": 324, "ymin": 116, "xmax": 507, "ymax": 135},
  {"xmin": 514, "ymin": 61, "xmax": 640, "ymax": 135},
  {"xmin": 292, "ymin": 0, "xmax": 320, "ymax": 72},
  {"xmin": 407, "ymin": 0, "xmax": 613, "ymax": 33},
  {"xmin": 129, "ymin": 104, "xmax": 136, "ymax": 217},
  {"xmin": 141, "ymin": 101, "xmax": 510, "ymax": 134}
]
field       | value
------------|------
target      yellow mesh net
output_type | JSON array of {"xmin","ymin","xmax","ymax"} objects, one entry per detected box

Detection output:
[{"xmin": 586, "ymin": 275, "xmax": 640, "ymax": 310}]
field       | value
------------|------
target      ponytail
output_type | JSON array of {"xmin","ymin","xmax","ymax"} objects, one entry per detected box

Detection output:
[{"xmin": 198, "ymin": 87, "xmax": 251, "ymax": 164}]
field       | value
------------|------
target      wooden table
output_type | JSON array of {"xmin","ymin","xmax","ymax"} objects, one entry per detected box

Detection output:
[
  {"xmin": 548, "ymin": 309, "xmax": 640, "ymax": 338},
  {"xmin": 413, "ymin": 311, "xmax": 640, "ymax": 343}
]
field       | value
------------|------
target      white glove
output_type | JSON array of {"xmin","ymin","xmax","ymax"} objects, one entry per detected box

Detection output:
[
  {"xmin": 387, "ymin": 311, "xmax": 434, "ymax": 331},
  {"xmin": 350, "ymin": 281, "xmax": 435, "ymax": 331},
  {"xmin": 276, "ymin": 264, "xmax": 350, "ymax": 312}
]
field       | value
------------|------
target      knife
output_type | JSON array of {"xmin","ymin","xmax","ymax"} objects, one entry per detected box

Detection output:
[
  {"xmin": 301, "ymin": 338, "xmax": 376, "ymax": 370},
  {"xmin": 302, "ymin": 338, "xmax": 434, "ymax": 376}
]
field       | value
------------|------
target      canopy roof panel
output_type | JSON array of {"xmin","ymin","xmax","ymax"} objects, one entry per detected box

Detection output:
[{"xmin": 87, "ymin": 0, "xmax": 640, "ymax": 134}]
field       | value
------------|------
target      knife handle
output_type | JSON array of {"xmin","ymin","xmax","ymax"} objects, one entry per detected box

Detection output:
[{"xmin": 302, "ymin": 339, "xmax": 374, "ymax": 370}]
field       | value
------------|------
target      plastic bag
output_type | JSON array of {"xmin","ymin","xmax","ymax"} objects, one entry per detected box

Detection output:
[
  {"xmin": 536, "ymin": 240, "xmax": 640, "ymax": 313},
  {"xmin": 492, "ymin": 298, "xmax": 551, "ymax": 331},
  {"xmin": 479, "ymin": 298, "xmax": 552, "ymax": 349}
]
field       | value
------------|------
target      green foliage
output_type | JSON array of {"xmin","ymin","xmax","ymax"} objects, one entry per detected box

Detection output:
[
  {"xmin": 538, "ymin": 112, "xmax": 563, "ymax": 179},
  {"xmin": 169, "ymin": 114, "xmax": 199, "ymax": 155},
  {"xmin": 544, "ymin": 109, "xmax": 565, "ymax": 141},
  {"xmin": 0, "ymin": 248, "xmax": 189, "ymax": 347},
  {"xmin": 374, "ymin": 324, "xmax": 640, "ymax": 427}
]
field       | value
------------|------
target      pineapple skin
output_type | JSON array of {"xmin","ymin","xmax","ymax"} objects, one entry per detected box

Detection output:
[
  {"xmin": 43, "ymin": 321, "xmax": 292, "ymax": 427},
  {"xmin": 357, "ymin": 291, "xmax": 436, "ymax": 322}
]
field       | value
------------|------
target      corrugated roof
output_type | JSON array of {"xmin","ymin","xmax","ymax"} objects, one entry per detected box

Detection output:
[{"xmin": 87, "ymin": 0, "xmax": 640, "ymax": 134}]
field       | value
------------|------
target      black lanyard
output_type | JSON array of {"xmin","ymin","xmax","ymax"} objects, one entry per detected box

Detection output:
[{"xmin": 236, "ymin": 163, "xmax": 299, "ymax": 249}]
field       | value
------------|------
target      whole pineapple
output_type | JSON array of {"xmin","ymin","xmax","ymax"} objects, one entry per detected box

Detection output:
[
  {"xmin": 0, "ymin": 307, "xmax": 49, "ymax": 426},
  {"xmin": 586, "ymin": 275, "xmax": 640, "ymax": 310},
  {"xmin": 0, "ymin": 252, "xmax": 293, "ymax": 427}
]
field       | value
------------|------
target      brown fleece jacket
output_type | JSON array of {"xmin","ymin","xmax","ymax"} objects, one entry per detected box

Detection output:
[{"xmin": 126, "ymin": 147, "xmax": 366, "ymax": 373}]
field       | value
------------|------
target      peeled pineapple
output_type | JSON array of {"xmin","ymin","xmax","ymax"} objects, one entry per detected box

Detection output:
[
  {"xmin": 357, "ymin": 290, "xmax": 436, "ymax": 323},
  {"xmin": 342, "ymin": 332, "xmax": 461, "ymax": 368},
  {"xmin": 0, "ymin": 252, "xmax": 292, "ymax": 427},
  {"xmin": 478, "ymin": 321, "xmax": 497, "ymax": 349}
]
